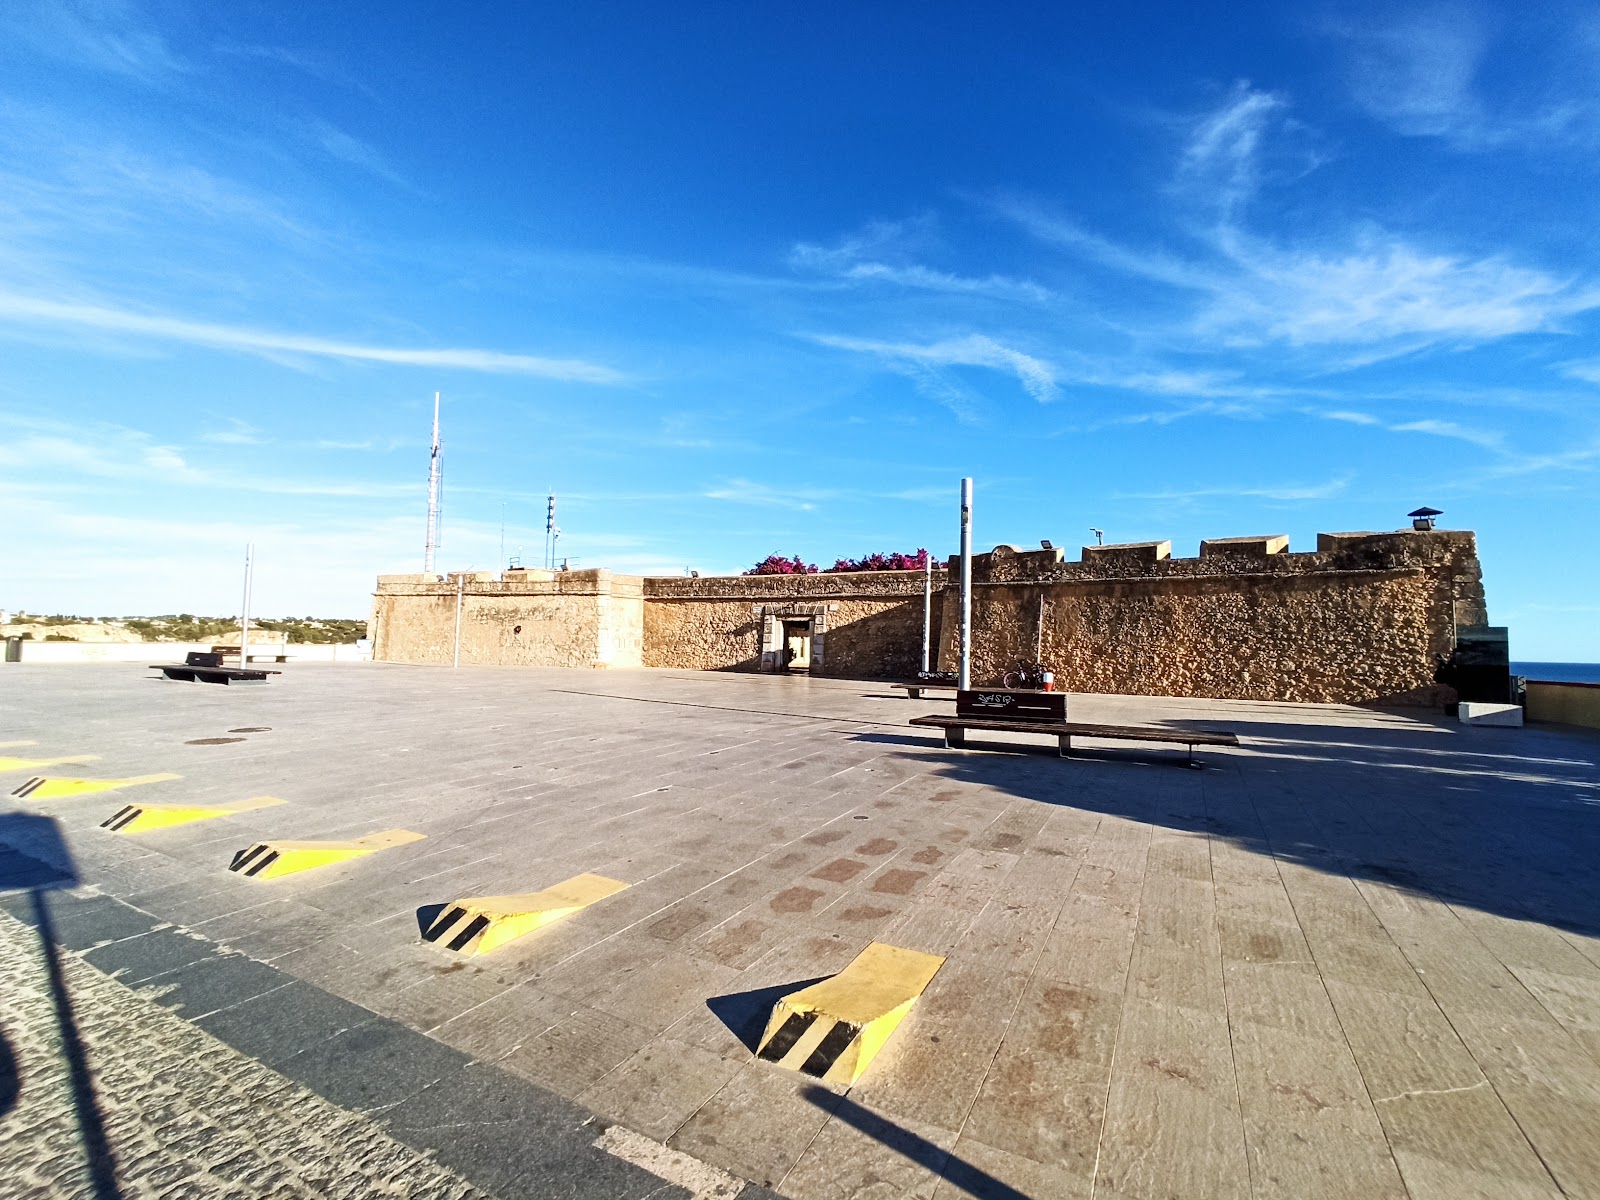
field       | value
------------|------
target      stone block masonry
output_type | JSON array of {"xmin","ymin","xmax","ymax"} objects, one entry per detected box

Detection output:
[{"xmin": 371, "ymin": 528, "xmax": 1495, "ymax": 705}]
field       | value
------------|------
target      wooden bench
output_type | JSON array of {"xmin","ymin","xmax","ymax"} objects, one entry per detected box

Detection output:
[
  {"xmin": 888, "ymin": 682, "xmax": 957, "ymax": 700},
  {"xmin": 150, "ymin": 652, "xmax": 280, "ymax": 685},
  {"xmin": 909, "ymin": 714, "xmax": 1239, "ymax": 768}
]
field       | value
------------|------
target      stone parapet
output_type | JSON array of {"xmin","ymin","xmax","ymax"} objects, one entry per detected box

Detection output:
[{"xmin": 1200, "ymin": 535, "xmax": 1289, "ymax": 557}]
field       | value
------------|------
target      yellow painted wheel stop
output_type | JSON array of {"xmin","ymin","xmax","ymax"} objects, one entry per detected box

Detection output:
[
  {"xmin": 12, "ymin": 773, "xmax": 180, "ymax": 801},
  {"xmin": 757, "ymin": 942, "xmax": 945, "ymax": 1086},
  {"xmin": 422, "ymin": 873, "xmax": 629, "ymax": 955},
  {"xmin": 102, "ymin": 795, "xmax": 287, "ymax": 834},
  {"xmin": 228, "ymin": 828, "xmax": 426, "ymax": 879},
  {"xmin": 0, "ymin": 754, "xmax": 100, "ymax": 773}
]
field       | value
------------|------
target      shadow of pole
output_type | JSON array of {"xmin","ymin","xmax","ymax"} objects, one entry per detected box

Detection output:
[
  {"xmin": 801, "ymin": 1085, "xmax": 1032, "ymax": 1200},
  {"xmin": 29, "ymin": 890, "xmax": 123, "ymax": 1200},
  {"xmin": 2, "ymin": 812, "xmax": 122, "ymax": 1200}
]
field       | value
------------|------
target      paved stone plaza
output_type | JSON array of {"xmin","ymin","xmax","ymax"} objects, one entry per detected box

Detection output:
[{"xmin": 2, "ymin": 662, "xmax": 1599, "ymax": 1199}]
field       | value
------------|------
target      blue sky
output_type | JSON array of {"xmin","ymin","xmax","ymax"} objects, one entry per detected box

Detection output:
[{"xmin": 2, "ymin": 1, "xmax": 1597, "ymax": 658}]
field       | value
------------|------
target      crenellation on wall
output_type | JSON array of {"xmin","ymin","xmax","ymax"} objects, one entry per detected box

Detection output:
[
  {"xmin": 371, "ymin": 527, "xmax": 1495, "ymax": 706},
  {"xmin": 1199, "ymin": 534, "xmax": 1289, "ymax": 557},
  {"xmin": 1082, "ymin": 540, "xmax": 1172, "ymax": 566}
]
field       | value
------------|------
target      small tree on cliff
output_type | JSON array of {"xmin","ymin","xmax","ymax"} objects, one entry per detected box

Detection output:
[
  {"xmin": 825, "ymin": 549, "xmax": 930, "ymax": 572},
  {"xmin": 744, "ymin": 554, "xmax": 818, "ymax": 575}
]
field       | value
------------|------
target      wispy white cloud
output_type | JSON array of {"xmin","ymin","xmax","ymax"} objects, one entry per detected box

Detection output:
[
  {"xmin": 1321, "ymin": 409, "xmax": 1385, "ymax": 426},
  {"xmin": 1002, "ymin": 86, "xmax": 1600, "ymax": 353},
  {"xmin": 1311, "ymin": 406, "xmax": 1505, "ymax": 449},
  {"xmin": 1176, "ymin": 83, "xmax": 1288, "ymax": 219},
  {"xmin": 1389, "ymin": 417, "xmax": 1505, "ymax": 452},
  {"xmin": 1309, "ymin": 405, "xmax": 1600, "ymax": 475},
  {"xmin": 703, "ymin": 479, "xmax": 828, "ymax": 511},
  {"xmin": 790, "ymin": 218, "xmax": 1051, "ymax": 302},
  {"xmin": 0, "ymin": 415, "xmax": 414, "ymax": 498},
  {"xmin": 1202, "ymin": 231, "xmax": 1597, "ymax": 346},
  {"xmin": 1560, "ymin": 358, "xmax": 1600, "ymax": 385},
  {"xmin": 200, "ymin": 418, "xmax": 263, "ymax": 446},
  {"xmin": 1329, "ymin": 6, "xmax": 1597, "ymax": 150},
  {"xmin": 813, "ymin": 333, "xmax": 1059, "ymax": 405},
  {"xmin": 305, "ymin": 118, "xmax": 418, "ymax": 192},
  {"xmin": 1117, "ymin": 475, "xmax": 1352, "ymax": 502},
  {"xmin": 0, "ymin": 292, "xmax": 627, "ymax": 381},
  {"xmin": 212, "ymin": 39, "xmax": 380, "ymax": 99},
  {"xmin": 0, "ymin": 0, "xmax": 183, "ymax": 81}
]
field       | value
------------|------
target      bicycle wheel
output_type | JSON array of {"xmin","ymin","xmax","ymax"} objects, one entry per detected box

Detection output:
[{"xmin": 1002, "ymin": 670, "xmax": 1023, "ymax": 689}]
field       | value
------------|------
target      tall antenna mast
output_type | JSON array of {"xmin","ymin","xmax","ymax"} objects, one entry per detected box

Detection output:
[{"xmin": 424, "ymin": 391, "xmax": 442, "ymax": 572}]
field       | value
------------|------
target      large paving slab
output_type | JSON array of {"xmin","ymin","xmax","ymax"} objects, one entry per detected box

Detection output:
[{"xmin": 2, "ymin": 661, "xmax": 1600, "ymax": 1198}]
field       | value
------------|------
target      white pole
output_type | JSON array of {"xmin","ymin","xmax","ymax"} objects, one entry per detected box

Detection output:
[
  {"xmin": 424, "ymin": 392, "xmax": 441, "ymax": 573},
  {"xmin": 452, "ymin": 574, "xmax": 464, "ymax": 668},
  {"xmin": 921, "ymin": 552, "xmax": 932, "ymax": 673},
  {"xmin": 959, "ymin": 478, "xmax": 973, "ymax": 690},
  {"xmin": 240, "ymin": 543, "xmax": 254, "ymax": 664}
]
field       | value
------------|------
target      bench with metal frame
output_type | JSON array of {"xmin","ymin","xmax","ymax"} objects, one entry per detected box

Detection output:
[
  {"xmin": 909, "ymin": 714, "xmax": 1239, "ymax": 768},
  {"xmin": 211, "ymin": 643, "xmax": 289, "ymax": 664},
  {"xmin": 150, "ymin": 651, "xmax": 280, "ymax": 685},
  {"xmin": 888, "ymin": 682, "xmax": 957, "ymax": 700}
]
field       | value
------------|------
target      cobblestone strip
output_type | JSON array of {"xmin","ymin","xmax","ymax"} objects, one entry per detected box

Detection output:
[{"xmin": 0, "ymin": 904, "xmax": 494, "ymax": 1200}]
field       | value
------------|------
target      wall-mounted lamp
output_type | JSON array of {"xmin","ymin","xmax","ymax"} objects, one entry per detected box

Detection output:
[
  {"xmin": 1040, "ymin": 539, "xmax": 1054, "ymax": 550},
  {"xmin": 1408, "ymin": 506, "xmax": 1442, "ymax": 531},
  {"xmin": 1090, "ymin": 528, "xmax": 1104, "ymax": 546}
]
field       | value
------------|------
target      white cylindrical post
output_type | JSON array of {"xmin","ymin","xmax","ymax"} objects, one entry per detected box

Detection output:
[
  {"xmin": 452, "ymin": 574, "xmax": 464, "ymax": 668},
  {"xmin": 240, "ymin": 543, "xmax": 254, "ymax": 664},
  {"xmin": 958, "ymin": 478, "xmax": 973, "ymax": 690},
  {"xmin": 921, "ymin": 552, "xmax": 932, "ymax": 673}
]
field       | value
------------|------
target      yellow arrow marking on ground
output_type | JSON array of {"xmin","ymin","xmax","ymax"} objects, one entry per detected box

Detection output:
[
  {"xmin": 11, "ymin": 773, "xmax": 180, "ymax": 801},
  {"xmin": 228, "ymin": 828, "xmax": 426, "ymax": 880},
  {"xmin": 756, "ymin": 942, "xmax": 945, "ymax": 1086},
  {"xmin": 102, "ymin": 795, "xmax": 287, "ymax": 834},
  {"xmin": 422, "ymin": 873, "xmax": 630, "ymax": 955}
]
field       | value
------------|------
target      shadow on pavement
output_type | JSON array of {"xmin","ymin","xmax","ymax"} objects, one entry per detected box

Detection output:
[
  {"xmin": 0, "ymin": 812, "xmax": 124, "ymax": 1198},
  {"xmin": 851, "ymin": 703, "xmax": 1600, "ymax": 937},
  {"xmin": 705, "ymin": 977, "xmax": 828, "ymax": 1053},
  {"xmin": 800, "ymin": 1086, "xmax": 1031, "ymax": 1199}
]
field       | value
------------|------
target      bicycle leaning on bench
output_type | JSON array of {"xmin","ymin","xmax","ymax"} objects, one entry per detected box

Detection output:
[{"xmin": 1001, "ymin": 660, "xmax": 1051, "ymax": 690}]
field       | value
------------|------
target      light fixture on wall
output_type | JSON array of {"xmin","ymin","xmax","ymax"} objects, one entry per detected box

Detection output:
[
  {"xmin": 1040, "ymin": 539, "xmax": 1054, "ymax": 550},
  {"xmin": 1090, "ymin": 528, "xmax": 1104, "ymax": 545},
  {"xmin": 1408, "ymin": 506, "xmax": 1442, "ymax": 531}
]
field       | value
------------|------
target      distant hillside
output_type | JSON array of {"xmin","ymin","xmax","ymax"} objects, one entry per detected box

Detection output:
[{"xmin": 1, "ymin": 614, "xmax": 368, "ymax": 644}]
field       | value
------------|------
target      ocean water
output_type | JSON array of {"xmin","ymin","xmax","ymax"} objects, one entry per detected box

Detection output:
[{"xmin": 1512, "ymin": 662, "xmax": 1600, "ymax": 685}]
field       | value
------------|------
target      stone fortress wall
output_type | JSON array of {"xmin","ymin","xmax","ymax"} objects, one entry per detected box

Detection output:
[{"xmin": 370, "ymin": 528, "xmax": 1493, "ymax": 705}]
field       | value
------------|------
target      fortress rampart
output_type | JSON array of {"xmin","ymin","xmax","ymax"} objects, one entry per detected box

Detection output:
[{"xmin": 370, "ymin": 528, "xmax": 1495, "ymax": 705}]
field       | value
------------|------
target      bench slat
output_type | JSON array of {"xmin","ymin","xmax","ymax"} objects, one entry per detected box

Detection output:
[{"xmin": 908, "ymin": 715, "xmax": 1238, "ymax": 747}]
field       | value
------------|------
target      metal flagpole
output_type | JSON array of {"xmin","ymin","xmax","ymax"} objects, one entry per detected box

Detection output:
[
  {"xmin": 921, "ymin": 551, "xmax": 932, "ymax": 673},
  {"xmin": 424, "ymin": 392, "xmax": 441, "ymax": 573},
  {"xmin": 240, "ymin": 544, "xmax": 254, "ymax": 664},
  {"xmin": 958, "ymin": 479, "xmax": 973, "ymax": 690},
  {"xmin": 452, "ymin": 574, "xmax": 464, "ymax": 668}
]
